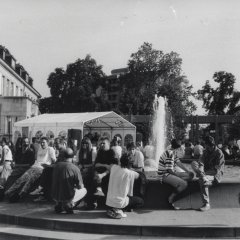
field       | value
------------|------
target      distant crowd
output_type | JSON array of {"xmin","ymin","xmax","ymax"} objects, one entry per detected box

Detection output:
[{"xmin": 0, "ymin": 134, "xmax": 225, "ymax": 218}]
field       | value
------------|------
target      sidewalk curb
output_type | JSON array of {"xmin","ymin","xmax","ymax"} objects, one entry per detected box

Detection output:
[{"xmin": 0, "ymin": 213, "xmax": 240, "ymax": 238}]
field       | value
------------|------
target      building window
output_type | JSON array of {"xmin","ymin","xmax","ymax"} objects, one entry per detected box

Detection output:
[
  {"xmin": 11, "ymin": 82, "xmax": 14, "ymax": 96},
  {"xmin": 0, "ymin": 74, "xmax": 3, "ymax": 95},
  {"xmin": 6, "ymin": 79, "xmax": 10, "ymax": 96},
  {"xmin": 16, "ymin": 86, "xmax": 19, "ymax": 96}
]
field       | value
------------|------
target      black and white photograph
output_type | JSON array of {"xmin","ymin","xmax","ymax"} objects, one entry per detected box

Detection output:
[{"xmin": 0, "ymin": 0, "xmax": 240, "ymax": 239}]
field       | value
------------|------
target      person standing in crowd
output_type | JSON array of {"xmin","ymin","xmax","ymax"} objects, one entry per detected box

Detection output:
[
  {"xmin": 106, "ymin": 153, "xmax": 144, "ymax": 219},
  {"xmin": 158, "ymin": 139, "xmax": 194, "ymax": 210},
  {"xmin": 77, "ymin": 138, "xmax": 93, "ymax": 169},
  {"xmin": 8, "ymin": 141, "xmax": 15, "ymax": 161},
  {"xmin": 136, "ymin": 141, "xmax": 144, "ymax": 153},
  {"xmin": 31, "ymin": 137, "xmax": 40, "ymax": 160},
  {"xmin": 5, "ymin": 137, "xmax": 56, "ymax": 201},
  {"xmin": 52, "ymin": 148, "xmax": 87, "ymax": 214},
  {"xmin": 0, "ymin": 138, "xmax": 13, "ymax": 188},
  {"xmin": 127, "ymin": 142, "xmax": 144, "ymax": 172},
  {"xmin": 4, "ymin": 137, "xmax": 35, "ymax": 192},
  {"xmin": 184, "ymin": 141, "xmax": 194, "ymax": 158},
  {"xmin": 75, "ymin": 137, "xmax": 95, "ymax": 208},
  {"xmin": 93, "ymin": 137, "xmax": 118, "ymax": 199},
  {"xmin": 191, "ymin": 136, "xmax": 224, "ymax": 211},
  {"xmin": 193, "ymin": 140, "xmax": 204, "ymax": 159},
  {"xmin": 111, "ymin": 137, "xmax": 122, "ymax": 162}
]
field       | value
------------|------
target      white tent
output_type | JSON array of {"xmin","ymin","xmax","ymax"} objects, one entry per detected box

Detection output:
[{"xmin": 13, "ymin": 111, "xmax": 136, "ymax": 145}]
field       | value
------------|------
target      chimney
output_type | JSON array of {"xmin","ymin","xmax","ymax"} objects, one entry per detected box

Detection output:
[{"xmin": 0, "ymin": 46, "xmax": 6, "ymax": 60}]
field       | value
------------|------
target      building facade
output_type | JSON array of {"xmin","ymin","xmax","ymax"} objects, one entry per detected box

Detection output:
[
  {"xmin": 105, "ymin": 67, "xmax": 128, "ymax": 110},
  {"xmin": 0, "ymin": 45, "xmax": 41, "ymax": 141}
]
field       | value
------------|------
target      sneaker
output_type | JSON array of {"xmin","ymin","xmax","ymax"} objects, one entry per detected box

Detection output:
[
  {"xmin": 94, "ymin": 189, "xmax": 105, "ymax": 197},
  {"xmin": 169, "ymin": 202, "xmax": 181, "ymax": 210},
  {"xmin": 63, "ymin": 203, "xmax": 74, "ymax": 214},
  {"xmin": 106, "ymin": 209, "xmax": 121, "ymax": 219},
  {"xmin": 30, "ymin": 188, "xmax": 43, "ymax": 196},
  {"xmin": 116, "ymin": 209, "xmax": 127, "ymax": 218},
  {"xmin": 199, "ymin": 203, "xmax": 210, "ymax": 211}
]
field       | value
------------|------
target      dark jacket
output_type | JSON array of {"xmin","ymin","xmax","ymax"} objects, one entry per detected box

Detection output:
[
  {"xmin": 52, "ymin": 161, "xmax": 83, "ymax": 201},
  {"xmin": 200, "ymin": 147, "xmax": 225, "ymax": 183}
]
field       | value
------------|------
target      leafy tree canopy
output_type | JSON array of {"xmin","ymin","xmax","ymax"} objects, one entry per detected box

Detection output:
[
  {"xmin": 39, "ymin": 55, "xmax": 111, "ymax": 113},
  {"xmin": 197, "ymin": 71, "xmax": 240, "ymax": 115},
  {"xmin": 118, "ymin": 43, "xmax": 196, "ymax": 134}
]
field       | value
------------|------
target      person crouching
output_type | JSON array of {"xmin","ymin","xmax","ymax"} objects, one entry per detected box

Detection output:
[
  {"xmin": 51, "ymin": 148, "xmax": 87, "ymax": 214},
  {"xmin": 106, "ymin": 153, "xmax": 144, "ymax": 219}
]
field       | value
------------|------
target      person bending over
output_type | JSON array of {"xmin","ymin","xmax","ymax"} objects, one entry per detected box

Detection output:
[
  {"xmin": 158, "ymin": 139, "xmax": 194, "ymax": 210},
  {"xmin": 106, "ymin": 153, "xmax": 144, "ymax": 219},
  {"xmin": 52, "ymin": 148, "xmax": 87, "ymax": 214},
  {"xmin": 191, "ymin": 136, "xmax": 224, "ymax": 211}
]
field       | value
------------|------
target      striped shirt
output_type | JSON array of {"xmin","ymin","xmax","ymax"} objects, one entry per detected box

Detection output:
[{"xmin": 157, "ymin": 150, "xmax": 180, "ymax": 179}]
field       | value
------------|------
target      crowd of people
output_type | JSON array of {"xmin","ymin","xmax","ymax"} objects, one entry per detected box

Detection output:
[
  {"xmin": 172, "ymin": 138, "xmax": 240, "ymax": 161},
  {"xmin": 0, "ymin": 134, "xmax": 225, "ymax": 218}
]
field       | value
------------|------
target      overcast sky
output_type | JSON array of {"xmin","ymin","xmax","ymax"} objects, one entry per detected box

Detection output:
[{"xmin": 1, "ymin": 0, "xmax": 240, "ymax": 114}]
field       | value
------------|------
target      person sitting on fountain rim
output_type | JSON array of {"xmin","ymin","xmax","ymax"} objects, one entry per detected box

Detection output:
[
  {"xmin": 191, "ymin": 136, "xmax": 225, "ymax": 211},
  {"xmin": 127, "ymin": 142, "xmax": 144, "ymax": 172},
  {"xmin": 158, "ymin": 139, "xmax": 194, "ymax": 210}
]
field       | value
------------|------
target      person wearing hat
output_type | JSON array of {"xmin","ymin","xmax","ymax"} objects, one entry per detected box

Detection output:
[
  {"xmin": 158, "ymin": 139, "xmax": 194, "ymax": 210},
  {"xmin": 191, "ymin": 136, "xmax": 225, "ymax": 211}
]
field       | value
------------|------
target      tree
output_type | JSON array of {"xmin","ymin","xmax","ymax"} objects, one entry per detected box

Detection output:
[
  {"xmin": 118, "ymin": 42, "xmax": 196, "ymax": 138},
  {"xmin": 197, "ymin": 71, "xmax": 240, "ymax": 115},
  {"xmin": 39, "ymin": 55, "xmax": 111, "ymax": 113}
]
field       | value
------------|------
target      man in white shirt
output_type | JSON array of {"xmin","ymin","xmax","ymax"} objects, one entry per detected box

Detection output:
[
  {"xmin": 106, "ymin": 153, "xmax": 144, "ymax": 219},
  {"xmin": 5, "ymin": 137, "xmax": 56, "ymax": 202},
  {"xmin": 0, "ymin": 138, "xmax": 13, "ymax": 188}
]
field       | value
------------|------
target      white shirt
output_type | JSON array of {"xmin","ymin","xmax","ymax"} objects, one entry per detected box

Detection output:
[
  {"xmin": 32, "ymin": 146, "xmax": 56, "ymax": 169},
  {"xmin": 106, "ymin": 165, "xmax": 138, "ymax": 209},
  {"xmin": 111, "ymin": 145, "xmax": 122, "ymax": 160},
  {"xmin": 3, "ymin": 145, "xmax": 13, "ymax": 161},
  {"xmin": 132, "ymin": 150, "xmax": 144, "ymax": 169}
]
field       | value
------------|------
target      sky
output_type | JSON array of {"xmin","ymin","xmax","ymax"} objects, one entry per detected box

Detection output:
[{"xmin": 1, "ymin": 0, "xmax": 240, "ymax": 114}]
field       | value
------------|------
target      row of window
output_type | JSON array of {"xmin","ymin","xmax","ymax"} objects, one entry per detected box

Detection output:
[{"xmin": 0, "ymin": 74, "xmax": 34, "ymax": 101}]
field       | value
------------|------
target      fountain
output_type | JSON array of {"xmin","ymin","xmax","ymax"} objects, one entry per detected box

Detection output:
[
  {"xmin": 152, "ymin": 95, "xmax": 167, "ymax": 163},
  {"xmin": 144, "ymin": 95, "xmax": 169, "ymax": 171}
]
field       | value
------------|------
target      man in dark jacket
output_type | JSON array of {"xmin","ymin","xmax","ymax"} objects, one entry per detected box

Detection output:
[
  {"xmin": 93, "ymin": 137, "xmax": 118, "ymax": 197},
  {"xmin": 52, "ymin": 148, "xmax": 86, "ymax": 214},
  {"xmin": 191, "ymin": 136, "xmax": 225, "ymax": 211}
]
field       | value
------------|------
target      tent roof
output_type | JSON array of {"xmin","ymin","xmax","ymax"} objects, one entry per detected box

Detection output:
[{"xmin": 14, "ymin": 111, "xmax": 136, "ymax": 129}]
